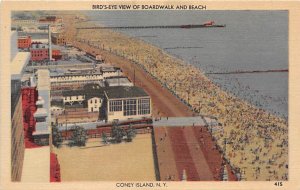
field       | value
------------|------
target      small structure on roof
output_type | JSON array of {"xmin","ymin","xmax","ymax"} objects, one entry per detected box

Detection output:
[{"xmin": 105, "ymin": 77, "xmax": 133, "ymax": 87}]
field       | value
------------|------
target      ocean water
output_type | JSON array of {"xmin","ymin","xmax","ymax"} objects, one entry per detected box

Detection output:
[{"xmin": 85, "ymin": 10, "xmax": 288, "ymax": 118}]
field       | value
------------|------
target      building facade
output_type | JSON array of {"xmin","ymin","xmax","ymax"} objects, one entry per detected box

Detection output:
[
  {"xmin": 103, "ymin": 86, "xmax": 152, "ymax": 122},
  {"xmin": 87, "ymin": 97, "xmax": 102, "ymax": 112},
  {"xmin": 10, "ymin": 41, "xmax": 30, "ymax": 180},
  {"xmin": 12, "ymin": 19, "xmax": 37, "ymax": 26},
  {"xmin": 51, "ymin": 32, "xmax": 65, "ymax": 45},
  {"xmin": 30, "ymin": 43, "xmax": 49, "ymax": 61},
  {"xmin": 39, "ymin": 16, "xmax": 62, "ymax": 24},
  {"xmin": 18, "ymin": 36, "xmax": 32, "ymax": 49},
  {"xmin": 62, "ymin": 90, "xmax": 85, "ymax": 106},
  {"xmin": 30, "ymin": 43, "xmax": 61, "ymax": 61},
  {"xmin": 11, "ymin": 81, "xmax": 25, "ymax": 181},
  {"xmin": 52, "ymin": 49, "xmax": 62, "ymax": 61},
  {"xmin": 61, "ymin": 84, "xmax": 104, "ymax": 112},
  {"xmin": 51, "ymin": 73, "xmax": 104, "ymax": 84}
]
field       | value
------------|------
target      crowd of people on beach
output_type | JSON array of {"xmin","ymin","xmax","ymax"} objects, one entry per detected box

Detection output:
[{"xmin": 64, "ymin": 15, "xmax": 288, "ymax": 181}]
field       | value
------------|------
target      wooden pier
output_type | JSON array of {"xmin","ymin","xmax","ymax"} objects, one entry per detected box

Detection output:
[{"xmin": 76, "ymin": 24, "xmax": 226, "ymax": 30}]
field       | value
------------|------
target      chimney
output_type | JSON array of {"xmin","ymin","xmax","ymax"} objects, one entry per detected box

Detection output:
[
  {"xmin": 181, "ymin": 169, "xmax": 187, "ymax": 181},
  {"xmin": 30, "ymin": 75, "xmax": 36, "ymax": 87},
  {"xmin": 48, "ymin": 24, "xmax": 52, "ymax": 61}
]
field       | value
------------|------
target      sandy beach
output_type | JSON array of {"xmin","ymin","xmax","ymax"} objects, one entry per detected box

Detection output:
[{"xmin": 59, "ymin": 13, "xmax": 288, "ymax": 181}]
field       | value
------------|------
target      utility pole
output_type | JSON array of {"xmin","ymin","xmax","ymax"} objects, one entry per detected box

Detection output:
[
  {"xmin": 224, "ymin": 137, "xmax": 227, "ymax": 155},
  {"xmin": 117, "ymin": 69, "xmax": 120, "ymax": 86},
  {"xmin": 174, "ymin": 80, "xmax": 177, "ymax": 94},
  {"xmin": 48, "ymin": 24, "xmax": 52, "ymax": 63},
  {"xmin": 133, "ymin": 68, "xmax": 135, "ymax": 86},
  {"xmin": 187, "ymin": 89, "xmax": 190, "ymax": 105}
]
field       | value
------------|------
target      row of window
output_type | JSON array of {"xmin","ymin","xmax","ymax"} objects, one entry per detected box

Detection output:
[
  {"xmin": 109, "ymin": 98, "xmax": 150, "ymax": 116},
  {"xmin": 63, "ymin": 96, "xmax": 102, "ymax": 104},
  {"xmin": 138, "ymin": 99, "xmax": 150, "ymax": 115},
  {"xmin": 31, "ymin": 54, "xmax": 48, "ymax": 57},
  {"xmin": 31, "ymin": 50, "xmax": 48, "ymax": 53},
  {"xmin": 51, "ymin": 79, "xmax": 101, "ymax": 84},
  {"xmin": 90, "ymin": 98, "xmax": 101, "ymax": 104},
  {"xmin": 123, "ymin": 99, "xmax": 137, "ymax": 116},
  {"xmin": 36, "ymin": 117, "xmax": 46, "ymax": 122},
  {"xmin": 64, "ymin": 96, "xmax": 84, "ymax": 100},
  {"xmin": 109, "ymin": 100, "xmax": 122, "ymax": 112},
  {"xmin": 54, "ymin": 75, "xmax": 103, "ymax": 80},
  {"xmin": 18, "ymin": 41, "xmax": 30, "ymax": 43}
]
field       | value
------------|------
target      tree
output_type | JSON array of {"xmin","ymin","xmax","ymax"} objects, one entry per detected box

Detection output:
[
  {"xmin": 126, "ymin": 124, "xmax": 136, "ymax": 142},
  {"xmin": 111, "ymin": 121, "xmax": 125, "ymax": 143},
  {"xmin": 110, "ymin": 122, "xmax": 137, "ymax": 143},
  {"xmin": 101, "ymin": 132, "xmax": 108, "ymax": 144},
  {"xmin": 52, "ymin": 124, "xmax": 63, "ymax": 148},
  {"xmin": 111, "ymin": 126, "xmax": 125, "ymax": 143},
  {"xmin": 68, "ymin": 125, "xmax": 87, "ymax": 147}
]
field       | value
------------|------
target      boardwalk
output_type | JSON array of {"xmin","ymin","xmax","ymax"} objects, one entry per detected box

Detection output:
[{"xmin": 154, "ymin": 126, "xmax": 214, "ymax": 181}]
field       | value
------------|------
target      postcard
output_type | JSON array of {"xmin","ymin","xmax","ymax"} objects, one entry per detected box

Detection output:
[{"xmin": 1, "ymin": 1, "xmax": 300, "ymax": 190}]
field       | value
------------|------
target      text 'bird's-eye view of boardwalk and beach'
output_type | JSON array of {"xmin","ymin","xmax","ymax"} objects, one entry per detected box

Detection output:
[{"xmin": 10, "ymin": 10, "xmax": 288, "ymax": 182}]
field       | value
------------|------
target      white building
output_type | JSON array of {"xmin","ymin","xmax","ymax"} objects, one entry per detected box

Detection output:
[
  {"xmin": 62, "ymin": 83, "xmax": 104, "ymax": 113},
  {"xmin": 51, "ymin": 73, "xmax": 104, "ymax": 83},
  {"xmin": 50, "ymin": 106, "xmax": 64, "ymax": 116},
  {"xmin": 12, "ymin": 19, "xmax": 37, "ymax": 26},
  {"xmin": 50, "ymin": 67, "xmax": 123, "ymax": 87},
  {"xmin": 103, "ymin": 86, "xmax": 152, "ymax": 122},
  {"xmin": 101, "ymin": 67, "xmax": 123, "ymax": 78},
  {"xmin": 105, "ymin": 77, "xmax": 133, "ymax": 87},
  {"xmin": 62, "ymin": 90, "xmax": 85, "ymax": 106},
  {"xmin": 33, "ymin": 70, "xmax": 51, "ymax": 145},
  {"xmin": 87, "ymin": 97, "xmax": 102, "ymax": 112}
]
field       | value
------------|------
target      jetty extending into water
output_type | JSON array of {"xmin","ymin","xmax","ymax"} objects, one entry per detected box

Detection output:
[
  {"xmin": 76, "ymin": 24, "xmax": 226, "ymax": 30},
  {"xmin": 206, "ymin": 69, "xmax": 288, "ymax": 75}
]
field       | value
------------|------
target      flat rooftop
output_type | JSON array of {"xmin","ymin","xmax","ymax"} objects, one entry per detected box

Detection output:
[
  {"xmin": 11, "ymin": 52, "xmax": 30, "ymax": 79},
  {"xmin": 18, "ymin": 32, "xmax": 48, "ymax": 40},
  {"xmin": 37, "ymin": 70, "xmax": 50, "ymax": 91},
  {"xmin": 21, "ymin": 146, "xmax": 50, "ymax": 182},
  {"xmin": 32, "ymin": 38, "xmax": 48, "ymax": 44},
  {"xmin": 105, "ymin": 86, "xmax": 149, "ymax": 99},
  {"xmin": 34, "ymin": 108, "xmax": 48, "ymax": 118},
  {"xmin": 18, "ymin": 36, "xmax": 31, "ymax": 39},
  {"xmin": 101, "ymin": 67, "xmax": 116, "ymax": 72},
  {"xmin": 31, "ymin": 43, "xmax": 49, "ymax": 49},
  {"xmin": 105, "ymin": 77, "xmax": 133, "ymax": 86}
]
